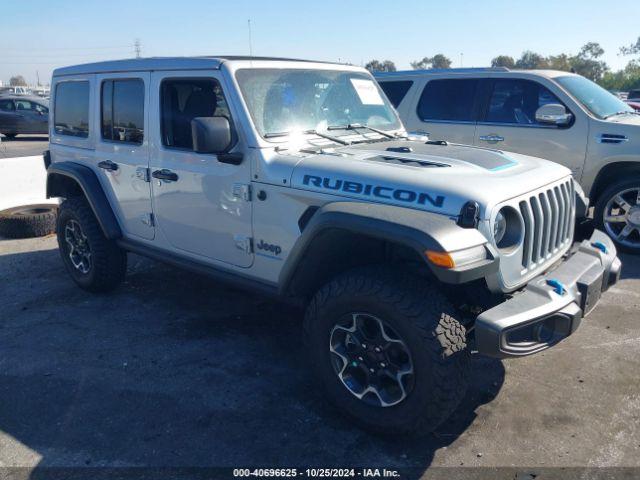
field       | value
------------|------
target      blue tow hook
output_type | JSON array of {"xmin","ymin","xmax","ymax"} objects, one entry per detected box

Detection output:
[
  {"xmin": 546, "ymin": 279, "xmax": 566, "ymax": 295},
  {"xmin": 591, "ymin": 241, "xmax": 608, "ymax": 254}
]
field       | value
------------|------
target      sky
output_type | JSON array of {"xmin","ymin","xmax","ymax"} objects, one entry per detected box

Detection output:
[{"xmin": 2, "ymin": 0, "xmax": 639, "ymax": 85}]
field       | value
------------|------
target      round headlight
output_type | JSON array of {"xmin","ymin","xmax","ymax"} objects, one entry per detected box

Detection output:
[
  {"xmin": 493, "ymin": 207, "xmax": 523, "ymax": 251},
  {"xmin": 494, "ymin": 211, "xmax": 507, "ymax": 244}
]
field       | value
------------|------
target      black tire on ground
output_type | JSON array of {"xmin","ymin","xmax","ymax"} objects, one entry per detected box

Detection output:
[
  {"xmin": 304, "ymin": 266, "xmax": 470, "ymax": 435},
  {"xmin": 594, "ymin": 176, "xmax": 640, "ymax": 254},
  {"xmin": 56, "ymin": 197, "xmax": 127, "ymax": 293},
  {"xmin": 2, "ymin": 133, "xmax": 17, "ymax": 140},
  {"xmin": 0, "ymin": 204, "xmax": 58, "ymax": 239}
]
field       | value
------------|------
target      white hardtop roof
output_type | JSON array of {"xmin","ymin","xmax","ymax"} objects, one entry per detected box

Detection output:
[
  {"xmin": 52, "ymin": 56, "xmax": 352, "ymax": 77},
  {"xmin": 375, "ymin": 68, "xmax": 579, "ymax": 80}
]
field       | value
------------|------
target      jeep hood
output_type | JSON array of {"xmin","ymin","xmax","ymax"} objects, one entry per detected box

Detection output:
[{"xmin": 289, "ymin": 139, "xmax": 572, "ymax": 218}]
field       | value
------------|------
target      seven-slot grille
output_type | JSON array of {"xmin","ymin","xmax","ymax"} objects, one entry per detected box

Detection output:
[{"xmin": 518, "ymin": 179, "xmax": 575, "ymax": 271}]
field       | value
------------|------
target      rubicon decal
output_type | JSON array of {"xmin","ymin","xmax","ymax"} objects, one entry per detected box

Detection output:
[{"xmin": 302, "ymin": 175, "xmax": 445, "ymax": 208}]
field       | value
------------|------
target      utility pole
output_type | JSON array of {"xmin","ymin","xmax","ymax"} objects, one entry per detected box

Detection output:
[
  {"xmin": 460, "ymin": 53, "xmax": 464, "ymax": 68},
  {"xmin": 134, "ymin": 38, "xmax": 142, "ymax": 58},
  {"xmin": 247, "ymin": 20, "xmax": 253, "ymax": 57},
  {"xmin": 36, "ymin": 71, "xmax": 40, "ymax": 86}
]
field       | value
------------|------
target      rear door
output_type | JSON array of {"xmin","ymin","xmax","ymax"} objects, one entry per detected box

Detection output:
[
  {"xmin": 0, "ymin": 98, "xmax": 18, "ymax": 133},
  {"xmin": 95, "ymin": 72, "xmax": 154, "ymax": 240},
  {"xmin": 401, "ymin": 77, "xmax": 482, "ymax": 144},
  {"xmin": 474, "ymin": 77, "xmax": 588, "ymax": 177}
]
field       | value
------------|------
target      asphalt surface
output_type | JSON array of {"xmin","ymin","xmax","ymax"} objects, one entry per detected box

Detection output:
[
  {"xmin": 0, "ymin": 134, "xmax": 48, "ymax": 159},
  {"xmin": 0, "ymin": 233, "xmax": 638, "ymax": 479}
]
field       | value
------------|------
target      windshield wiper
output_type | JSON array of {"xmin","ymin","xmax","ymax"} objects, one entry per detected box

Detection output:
[
  {"xmin": 263, "ymin": 131, "xmax": 290, "ymax": 138},
  {"xmin": 304, "ymin": 129, "xmax": 351, "ymax": 145},
  {"xmin": 604, "ymin": 110, "xmax": 639, "ymax": 119},
  {"xmin": 327, "ymin": 123, "xmax": 398, "ymax": 139},
  {"xmin": 263, "ymin": 129, "xmax": 350, "ymax": 145}
]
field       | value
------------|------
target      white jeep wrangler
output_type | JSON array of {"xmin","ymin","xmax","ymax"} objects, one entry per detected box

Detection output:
[{"xmin": 46, "ymin": 57, "xmax": 621, "ymax": 434}]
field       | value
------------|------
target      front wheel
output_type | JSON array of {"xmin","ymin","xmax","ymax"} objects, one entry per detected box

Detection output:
[
  {"xmin": 594, "ymin": 177, "xmax": 640, "ymax": 254},
  {"xmin": 304, "ymin": 267, "xmax": 470, "ymax": 435},
  {"xmin": 56, "ymin": 197, "xmax": 127, "ymax": 292}
]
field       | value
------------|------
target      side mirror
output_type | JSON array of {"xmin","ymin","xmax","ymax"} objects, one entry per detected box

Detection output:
[
  {"xmin": 535, "ymin": 104, "xmax": 573, "ymax": 126},
  {"xmin": 191, "ymin": 116, "xmax": 232, "ymax": 154}
]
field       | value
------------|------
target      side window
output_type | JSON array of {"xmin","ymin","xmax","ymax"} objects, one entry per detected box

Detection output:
[
  {"xmin": 485, "ymin": 79, "xmax": 564, "ymax": 125},
  {"xmin": 54, "ymin": 81, "xmax": 90, "ymax": 137},
  {"xmin": 15, "ymin": 100, "xmax": 35, "ymax": 111},
  {"xmin": 0, "ymin": 99, "xmax": 15, "ymax": 111},
  {"xmin": 160, "ymin": 78, "xmax": 231, "ymax": 150},
  {"xmin": 101, "ymin": 79, "xmax": 144, "ymax": 144},
  {"xmin": 379, "ymin": 81, "xmax": 413, "ymax": 108},
  {"xmin": 417, "ymin": 79, "xmax": 479, "ymax": 122}
]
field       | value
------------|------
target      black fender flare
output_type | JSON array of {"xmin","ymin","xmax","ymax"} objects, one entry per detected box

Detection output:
[
  {"xmin": 278, "ymin": 201, "xmax": 495, "ymax": 296},
  {"xmin": 47, "ymin": 162, "xmax": 121, "ymax": 239}
]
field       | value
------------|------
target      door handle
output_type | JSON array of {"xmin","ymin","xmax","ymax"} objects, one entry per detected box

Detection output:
[
  {"xmin": 152, "ymin": 169, "xmax": 179, "ymax": 182},
  {"xmin": 479, "ymin": 134, "xmax": 504, "ymax": 142},
  {"xmin": 98, "ymin": 160, "xmax": 119, "ymax": 171}
]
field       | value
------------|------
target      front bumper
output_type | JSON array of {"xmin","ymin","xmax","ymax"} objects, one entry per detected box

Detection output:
[{"xmin": 475, "ymin": 230, "xmax": 621, "ymax": 358}]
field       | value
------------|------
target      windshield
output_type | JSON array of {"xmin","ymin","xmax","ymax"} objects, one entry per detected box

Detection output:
[
  {"xmin": 556, "ymin": 75, "xmax": 634, "ymax": 120},
  {"xmin": 235, "ymin": 68, "xmax": 402, "ymax": 139}
]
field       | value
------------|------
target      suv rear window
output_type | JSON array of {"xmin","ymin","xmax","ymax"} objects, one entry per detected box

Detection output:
[
  {"xmin": 54, "ymin": 81, "xmax": 90, "ymax": 138},
  {"xmin": 378, "ymin": 81, "xmax": 413, "ymax": 108},
  {"xmin": 417, "ymin": 79, "xmax": 478, "ymax": 122},
  {"xmin": 101, "ymin": 79, "xmax": 144, "ymax": 144}
]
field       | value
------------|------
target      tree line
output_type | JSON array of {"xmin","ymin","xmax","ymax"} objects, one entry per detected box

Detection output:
[{"xmin": 365, "ymin": 36, "xmax": 640, "ymax": 91}]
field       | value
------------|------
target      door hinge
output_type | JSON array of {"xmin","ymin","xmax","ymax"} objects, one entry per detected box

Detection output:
[
  {"xmin": 141, "ymin": 213, "xmax": 155, "ymax": 227},
  {"xmin": 136, "ymin": 167, "xmax": 151, "ymax": 182},
  {"xmin": 232, "ymin": 183, "xmax": 252, "ymax": 202},
  {"xmin": 234, "ymin": 235, "xmax": 253, "ymax": 254}
]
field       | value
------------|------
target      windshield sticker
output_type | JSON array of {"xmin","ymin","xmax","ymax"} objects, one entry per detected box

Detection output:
[{"xmin": 350, "ymin": 79, "xmax": 385, "ymax": 106}]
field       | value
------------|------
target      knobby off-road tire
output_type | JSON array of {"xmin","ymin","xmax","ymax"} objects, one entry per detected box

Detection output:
[
  {"xmin": 56, "ymin": 197, "xmax": 127, "ymax": 293},
  {"xmin": 0, "ymin": 204, "xmax": 57, "ymax": 239},
  {"xmin": 304, "ymin": 266, "xmax": 470, "ymax": 435}
]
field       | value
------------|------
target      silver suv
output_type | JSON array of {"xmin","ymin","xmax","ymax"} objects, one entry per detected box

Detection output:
[
  {"xmin": 46, "ymin": 57, "xmax": 620, "ymax": 434},
  {"xmin": 376, "ymin": 67, "xmax": 640, "ymax": 253}
]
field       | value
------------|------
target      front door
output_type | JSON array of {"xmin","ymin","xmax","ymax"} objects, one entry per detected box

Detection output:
[
  {"xmin": 149, "ymin": 71, "xmax": 253, "ymax": 268},
  {"xmin": 95, "ymin": 72, "xmax": 154, "ymax": 240},
  {"xmin": 474, "ymin": 78, "xmax": 588, "ymax": 178},
  {"xmin": 13, "ymin": 98, "xmax": 48, "ymax": 133}
]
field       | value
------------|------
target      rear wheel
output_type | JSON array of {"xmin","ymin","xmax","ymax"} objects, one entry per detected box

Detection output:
[
  {"xmin": 56, "ymin": 197, "xmax": 127, "ymax": 292},
  {"xmin": 304, "ymin": 266, "xmax": 470, "ymax": 435},
  {"xmin": 594, "ymin": 177, "xmax": 640, "ymax": 254}
]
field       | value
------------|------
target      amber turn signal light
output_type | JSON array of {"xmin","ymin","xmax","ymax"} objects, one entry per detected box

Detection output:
[{"xmin": 425, "ymin": 250, "xmax": 455, "ymax": 269}]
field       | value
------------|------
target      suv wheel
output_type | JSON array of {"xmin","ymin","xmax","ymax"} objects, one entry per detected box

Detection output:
[
  {"xmin": 56, "ymin": 197, "xmax": 127, "ymax": 292},
  {"xmin": 595, "ymin": 177, "xmax": 640, "ymax": 254},
  {"xmin": 304, "ymin": 266, "xmax": 470, "ymax": 435}
]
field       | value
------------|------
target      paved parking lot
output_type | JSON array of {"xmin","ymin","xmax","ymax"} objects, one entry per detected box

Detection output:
[
  {"xmin": 0, "ymin": 135, "xmax": 48, "ymax": 159},
  {"xmin": 0, "ymin": 233, "xmax": 638, "ymax": 478}
]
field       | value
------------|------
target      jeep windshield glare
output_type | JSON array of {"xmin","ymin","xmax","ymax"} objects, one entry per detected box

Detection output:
[
  {"xmin": 556, "ymin": 75, "xmax": 635, "ymax": 120},
  {"xmin": 235, "ymin": 68, "xmax": 402, "ymax": 141}
]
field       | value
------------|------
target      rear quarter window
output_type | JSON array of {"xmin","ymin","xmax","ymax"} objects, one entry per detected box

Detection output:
[
  {"xmin": 417, "ymin": 79, "xmax": 479, "ymax": 122},
  {"xmin": 378, "ymin": 81, "xmax": 413, "ymax": 108},
  {"xmin": 54, "ymin": 81, "xmax": 90, "ymax": 138}
]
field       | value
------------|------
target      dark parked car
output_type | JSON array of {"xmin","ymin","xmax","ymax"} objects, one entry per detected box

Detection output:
[{"xmin": 0, "ymin": 95, "xmax": 49, "ymax": 139}]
